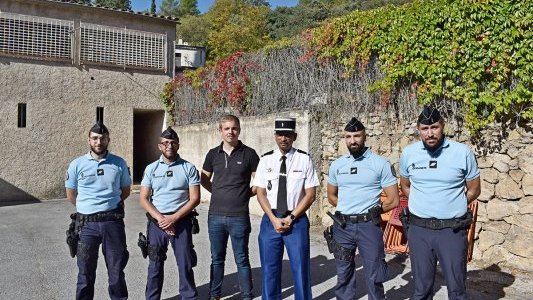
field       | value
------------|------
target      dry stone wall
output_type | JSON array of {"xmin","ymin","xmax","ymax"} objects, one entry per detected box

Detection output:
[{"xmin": 315, "ymin": 113, "xmax": 533, "ymax": 272}]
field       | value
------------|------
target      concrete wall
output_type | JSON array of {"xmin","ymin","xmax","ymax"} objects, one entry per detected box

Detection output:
[
  {"xmin": 0, "ymin": 57, "xmax": 169, "ymax": 199},
  {"xmin": 172, "ymin": 111, "xmax": 310, "ymax": 216}
]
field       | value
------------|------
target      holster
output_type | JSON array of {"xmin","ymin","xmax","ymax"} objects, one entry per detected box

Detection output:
[
  {"xmin": 400, "ymin": 208, "xmax": 410, "ymax": 235},
  {"xmin": 323, "ymin": 225, "xmax": 355, "ymax": 262},
  {"xmin": 138, "ymin": 232, "xmax": 148, "ymax": 259},
  {"xmin": 369, "ymin": 205, "xmax": 383, "ymax": 226},
  {"xmin": 65, "ymin": 213, "xmax": 79, "ymax": 258},
  {"xmin": 191, "ymin": 209, "xmax": 200, "ymax": 234}
]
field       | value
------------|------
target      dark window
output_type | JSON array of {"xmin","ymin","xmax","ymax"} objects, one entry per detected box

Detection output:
[
  {"xmin": 17, "ymin": 103, "xmax": 26, "ymax": 128},
  {"xmin": 96, "ymin": 107, "xmax": 104, "ymax": 123}
]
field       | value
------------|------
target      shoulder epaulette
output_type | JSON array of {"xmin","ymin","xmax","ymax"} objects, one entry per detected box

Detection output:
[
  {"xmin": 297, "ymin": 149, "xmax": 309, "ymax": 155},
  {"xmin": 261, "ymin": 150, "xmax": 274, "ymax": 157}
]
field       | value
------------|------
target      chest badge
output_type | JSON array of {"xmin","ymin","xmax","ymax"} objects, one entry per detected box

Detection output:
[
  {"xmin": 350, "ymin": 167, "xmax": 357, "ymax": 174},
  {"xmin": 429, "ymin": 161, "xmax": 438, "ymax": 169},
  {"xmin": 97, "ymin": 169, "xmax": 104, "ymax": 176},
  {"xmin": 166, "ymin": 170, "xmax": 173, "ymax": 177}
]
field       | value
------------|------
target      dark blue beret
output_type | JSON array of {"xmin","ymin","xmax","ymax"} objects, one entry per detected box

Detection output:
[
  {"xmin": 344, "ymin": 117, "xmax": 365, "ymax": 132},
  {"xmin": 417, "ymin": 106, "xmax": 442, "ymax": 125},
  {"xmin": 90, "ymin": 122, "xmax": 109, "ymax": 135},
  {"xmin": 161, "ymin": 127, "xmax": 178, "ymax": 139}
]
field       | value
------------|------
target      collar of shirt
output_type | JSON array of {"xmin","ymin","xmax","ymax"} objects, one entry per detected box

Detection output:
[
  {"xmin": 158, "ymin": 154, "xmax": 182, "ymax": 166},
  {"xmin": 216, "ymin": 140, "xmax": 244, "ymax": 154},
  {"xmin": 342, "ymin": 147, "xmax": 371, "ymax": 161},
  {"xmin": 85, "ymin": 151, "xmax": 109, "ymax": 162},
  {"xmin": 274, "ymin": 147, "xmax": 296, "ymax": 162}
]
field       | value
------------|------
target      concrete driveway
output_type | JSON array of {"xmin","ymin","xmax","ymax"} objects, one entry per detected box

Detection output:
[{"xmin": 0, "ymin": 195, "xmax": 529, "ymax": 299}]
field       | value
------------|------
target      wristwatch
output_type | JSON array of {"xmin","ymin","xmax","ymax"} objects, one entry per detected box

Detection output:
[{"xmin": 289, "ymin": 213, "xmax": 296, "ymax": 220}]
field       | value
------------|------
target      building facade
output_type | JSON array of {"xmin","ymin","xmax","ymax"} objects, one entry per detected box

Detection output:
[{"xmin": 0, "ymin": 0, "xmax": 177, "ymax": 202}]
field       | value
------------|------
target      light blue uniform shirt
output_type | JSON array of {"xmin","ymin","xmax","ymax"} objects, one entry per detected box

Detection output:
[
  {"xmin": 141, "ymin": 155, "xmax": 200, "ymax": 214},
  {"xmin": 328, "ymin": 149, "xmax": 397, "ymax": 214},
  {"xmin": 400, "ymin": 138, "xmax": 480, "ymax": 219},
  {"xmin": 65, "ymin": 152, "xmax": 132, "ymax": 214}
]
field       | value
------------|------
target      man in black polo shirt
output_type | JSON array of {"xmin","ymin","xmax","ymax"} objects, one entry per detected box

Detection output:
[{"xmin": 201, "ymin": 114, "xmax": 260, "ymax": 300}]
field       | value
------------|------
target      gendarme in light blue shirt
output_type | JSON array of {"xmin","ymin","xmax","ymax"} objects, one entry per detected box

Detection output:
[
  {"xmin": 65, "ymin": 152, "xmax": 132, "ymax": 214},
  {"xmin": 141, "ymin": 155, "xmax": 200, "ymax": 214},
  {"xmin": 328, "ymin": 149, "xmax": 397, "ymax": 214},
  {"xmin": 400, "ymin": 138, "xmax": 480, "ymax": 219}
]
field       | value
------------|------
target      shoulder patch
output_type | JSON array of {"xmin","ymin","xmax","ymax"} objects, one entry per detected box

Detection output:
[
  {"xmin": 297, "ymin": 149, "xmax": 308, "ymax": 155},
  {"xmin": 261, "ymin": 150, "xmax": 274, "ymax": 157}
]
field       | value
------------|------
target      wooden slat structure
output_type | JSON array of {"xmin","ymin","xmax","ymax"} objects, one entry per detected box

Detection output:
[{"xmin": 380, "ymin": 187, "xmax": 478, "ymax": 263}]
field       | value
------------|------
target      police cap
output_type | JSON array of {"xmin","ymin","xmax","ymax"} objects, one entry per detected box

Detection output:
[
  {"xmin": 275, "ymin": 117, "xmax": 296, "ymax": 132},
  {"xmin": 344, "ymin": 117, "xmax": 365, "ymax": 132},
  {"xmin": 161, "ymin": 126, "xmax": 179, "ymax": 140},
  {"xmin": 417, "ymin": 106, "xmax": 442, "ymax": 125},
  {"xmin": 89, "ymin": 122, "xmax": 109, "ymax": 135}
]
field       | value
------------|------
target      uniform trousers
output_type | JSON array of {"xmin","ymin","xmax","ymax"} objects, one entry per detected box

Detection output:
[
  {"xmin": 146, "ymin": 215, "xmax": 197, "ymax": 300},
  {"xmin": 76, "ymin": 220, "xmax": 129, "ymax": 300},
  {"xmin": 407, "ymin": 224, "xmax": 468, "ymax": 300},
  {"xmin": 332, "ymin": 221, "xmax": 388, "ymax": 300},
  {"xmin": 258, "ymin": 212, "xmax": 311, "ymax": 300}
]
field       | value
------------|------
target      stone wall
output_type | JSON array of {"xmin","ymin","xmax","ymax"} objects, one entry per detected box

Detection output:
[{"xmin": 315, "ymin": 113, "xmax": 533, "ymax": 272}]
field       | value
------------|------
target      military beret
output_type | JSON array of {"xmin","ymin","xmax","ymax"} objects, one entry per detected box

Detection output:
[
  {"xmin": 89, "ymin": 122, "xmax": 109, "ymax": 135},
  {"xmin": 161, "ymin": 126, "xmax": 179, "ymax": 140},
  {"xmin": 344, "ymin": 117, "xmax": 365, "ymax": 132},
  {"xmin": 417, "ymin": 106, "xmax": 442, "ymax": 125}
]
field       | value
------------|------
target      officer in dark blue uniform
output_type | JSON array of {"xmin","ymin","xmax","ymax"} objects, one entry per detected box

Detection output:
[
  {"xmin": 139, "ymin": 127, "xmax": 200, "ymax": 300},
  {"xmin": 65, "ymin": 122, "xmax": 131, "ymax": 300},
  {"xmin": 327, "ymin": 117, "xmax": 399, "ymax": 300},
  {"xmin": 254, "ymin": 117, "xmax": 320, "ymax": 300},
  {"xmin": 400, "ymin": 106, "xmax": 481, "ymax": 300}
]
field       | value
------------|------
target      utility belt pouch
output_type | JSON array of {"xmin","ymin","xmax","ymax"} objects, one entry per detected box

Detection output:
[
  {"xmin": 400, "ymin": 208, "xmax": 410, "ymax": 234},
  {"xmin": 66, "ymin": 213, "xmax": 79, "ymax": 258},
  {"xmin": 191, "ymin": 209, "xmax": 200, "ymax": 234},
  {"xmin": 369, "ymin": 205, "xmax": 383, "ymax": 226},
  {"xmin": 323, "ymin": 225, "xmax": 354, "ymax": 262},
  {"xmin": 452, "ymin": 209, "xmax": 473, "ymax": 232}
]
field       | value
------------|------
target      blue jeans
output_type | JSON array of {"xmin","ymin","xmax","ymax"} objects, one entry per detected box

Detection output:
[{"xmin": 208, "ymin": 215, "xmax": 253, "ymax": 299}]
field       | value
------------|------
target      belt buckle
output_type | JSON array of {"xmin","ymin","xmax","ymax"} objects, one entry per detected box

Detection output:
[{"xmin": 429, "ymin": 219, "xmax": 443, "ymax": 229}]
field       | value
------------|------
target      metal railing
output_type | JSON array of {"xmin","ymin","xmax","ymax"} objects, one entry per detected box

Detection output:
[
  {"xmin": 80, "ymin": 22, "xmax": 167, "ymax": 71},
  {"xmin": 0, "ymin": 11, "xmax": 73, "ymax": 60}
]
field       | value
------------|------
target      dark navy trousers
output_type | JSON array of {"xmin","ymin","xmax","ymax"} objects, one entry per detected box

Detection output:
[
  {"xmin": 146, "ymin": 215, "xmax": 197, "ymax": 300},
  {"xmin": 408, "ymin": 225, "xmax": 468, "ymax": 300},
  {"xmin": 258, "ymin": 213, "xmax": 312, "ymax": 300},
  {"xmin": 332, "ymin": 221, "xmax": 388, "ymax": 300},
  {"xmin": 76, "ymin": 220, "xmax": 129, "ymax": 300}
]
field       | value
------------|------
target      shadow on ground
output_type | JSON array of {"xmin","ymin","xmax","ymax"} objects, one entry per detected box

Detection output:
[{"xmin": 0, "ymin": 178, "xmax": 40, "ymax": 207}]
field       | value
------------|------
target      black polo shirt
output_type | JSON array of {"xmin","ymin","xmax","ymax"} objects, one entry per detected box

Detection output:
[{"xmin": 202, "ymin": 141, "xmax": 260, "ymax": 216}]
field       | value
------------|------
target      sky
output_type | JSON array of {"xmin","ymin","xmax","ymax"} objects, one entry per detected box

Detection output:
[{"xmin": 131, "ymin": 0, "xmax": 299, "ymax": 14}]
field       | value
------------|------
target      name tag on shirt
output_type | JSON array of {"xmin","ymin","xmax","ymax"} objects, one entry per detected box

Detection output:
[{"xmin": 97, "ymin": 169, "xmax": 104, "ymax": 176}]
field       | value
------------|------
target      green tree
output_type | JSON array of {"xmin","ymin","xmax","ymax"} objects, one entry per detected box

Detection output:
[
  {"xmin": 151, "ymin": 0, "xmax": 156, "ymax": 14},
  {"xmin": 244, "ymin": 0, "xmax": 269, "ymax": 6},
  {"xmin": 94, "ymin": 0, "xmax": 131, "ymax": 10},
  {"xmin": 176, "ymin": 14, "xmax": 210, "ymax": 47},
  {"xmin": 206, "ymin": 0, "xmax": 271, "ymax": 60},
  {"xmin": 159, "ymin": 0, "xmax": 180, "ymax": 17},
  {"xmin": 179, "ymin": 0, "xmax": 200, "ymax": 16}
]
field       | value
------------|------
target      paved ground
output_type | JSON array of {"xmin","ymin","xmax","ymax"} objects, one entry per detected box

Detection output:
[{"xmin": 0, "ymin": 195, "xmax": 530, "ymax": 299}]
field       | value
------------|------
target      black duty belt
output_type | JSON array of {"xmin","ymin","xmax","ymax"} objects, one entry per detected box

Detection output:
[
  {"xmin": 335, "ymin": 212, "xmax": 372, "ymax": 223},
  {"xmin": 77, "ymin": 207, "xmax": 124, "ymax": 222},
  {"xmin": 409, "ymin": 213, "xmax": 469, "ymax": 230}
]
